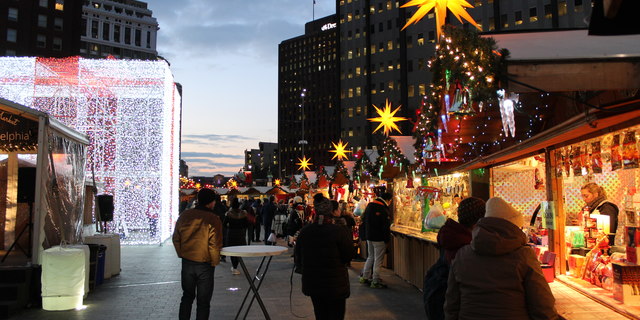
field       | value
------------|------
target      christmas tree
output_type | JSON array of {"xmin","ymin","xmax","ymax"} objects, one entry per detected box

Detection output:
[
  {"xmin": 315, "ymin": 165, "xmax": 329, "ymax": 188},
  {"xmin": 353, "ymin": 150, "xmax": 375, "ymax": 184},
  {"xmin": 375, "ymin": 137, "xmax": 410, "ymax": 179},
  {"xmin": 331, "ymin": 159, "xmax": 351, "ymax": 186}
]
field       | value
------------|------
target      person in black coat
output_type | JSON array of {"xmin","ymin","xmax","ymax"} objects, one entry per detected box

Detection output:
[
  {"xmin": 223, "ymin": 198, "xmax": 249, "ymax": 274},
  {"xmin": 359, "ymin": 192, "xmax": 392, "ymax": 288},
  {"xmin": 295, "ymin": 195, "xmax": 353, "ymax": 320},
  {"xmin": 262, "ymin": 196, "xmax": 277, "ymax": 244}
]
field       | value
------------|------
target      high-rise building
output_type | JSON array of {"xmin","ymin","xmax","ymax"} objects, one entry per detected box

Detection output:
[
  {"xmin": 278, "ymin": 15, "xmax": 340, "ymax": 177},
  {"xmin": 80, "ymin": 0, "xmax": 158, "ymax": 59},
  {"xmin": 0, "ymin": 0, "xmax": 83, "ymax": 57}
]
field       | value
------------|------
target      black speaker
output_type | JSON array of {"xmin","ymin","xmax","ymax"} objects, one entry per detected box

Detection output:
[
  {"xmin": 17, "ymin": 167, "xmax": 36, "ymax": 203},
  {"xmin": 96, "ymin": 194, "xmax": 114, "ymax": 221}
]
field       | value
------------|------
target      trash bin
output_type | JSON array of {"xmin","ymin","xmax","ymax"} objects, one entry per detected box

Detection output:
[
  {"xmin": 87, "ymin": 244, "xmax": 100, "ymax": 291},
  {"xmin": 96, "ymin": 245, "xmax": 107, "ymax": 286}
]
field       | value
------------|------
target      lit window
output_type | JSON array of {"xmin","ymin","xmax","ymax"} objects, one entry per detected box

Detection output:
[
  {"xmin": 355, "ymin": 67, "xmax": 361, "ymax": 76},
  {"xmin": 575, "ymin": 0, "xmax": 583, "ymax": 12},
  {"xmin": 37, "ymin": 34, "xmax": 46, "ymax": 48},
  {"xmin": 356, "ymin": 106, "xmax": 362, "ymax": 115},
  {"xmin": 356, "ymin": 87, "xmax": 362, "ymax": 96},
  {"xmin": 6, "ymin": 29, "xmax": 17, "ymax": 43},
  {"xmin": 38, "ymin": 15, "xmax": 48, "ymax": 28},
  {"xmin": 558, "ymin": 1, "xmax": 567, "ymax": 15},
  {"xmin": 55, "ymin": 0, "xmax": 64, "ymax": 11},
  {"xmin": 408, "ymin": 85, "xmax": 415, "ymax": 97},
  {"xmin": 8, "ymin": 8, "xmax": 18, "ymax": 21},
  {"xmin": 544, "ymin": 4, "xmax": 552, "ymax": 19},
  {"xmin": 515, "ymin": 11, "xmax": 523, "ymax": 25},
  {"xmin": 417, "ymin": 33, "xmax": 425, "ymax": 46},
  {"xmin": 348, "ymin": 108, "xmax": 353, "ymax": 117},
  {"xmin": 388, "ymin": 81, "xmax": 394, "ymax": 90},
  {"xmin": 387, "ymin": 1, "xmax": 392, "ymax": 10},
  {"xmin": 529, "ymin": 7, "xmax": 538, "ymax": 22},
  {"xmin": 348, "ymin": 88, "xmax": 353, "ymax": 98},
  {"xmin": 501, "ymin": 14, "xmax": 508, "ymax": 28},
  {"xmin": 347, "ymin": 13, "xmax": 352, "ymax": 22},
  {"xmin": 387, "ymin": 62, "xmax": 393, "ymax": 71},
  {"xmin": 419, "ymin": 84, "xmax": 426, "ymax": 96},
  {"xmin": 347, "ymin": 50, "xmax": 353, "ymax": 59},
  {"xmin": 387, "ymin": 40, "xmax": 393, "ymax": 50},
  {"xmin": 371, "ymin": 44, "xmax": 376, "ymax": 54}
]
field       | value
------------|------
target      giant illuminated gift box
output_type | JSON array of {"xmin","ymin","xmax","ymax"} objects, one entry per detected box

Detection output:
[{"xmin": 0, "ymin": 57, "xmax": 181, "ymax": 244}]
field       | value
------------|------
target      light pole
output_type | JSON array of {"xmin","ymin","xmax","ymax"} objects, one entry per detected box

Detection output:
[{"xmin": 298, "ymin": 88, "xmax": 308, "ymax": 160}]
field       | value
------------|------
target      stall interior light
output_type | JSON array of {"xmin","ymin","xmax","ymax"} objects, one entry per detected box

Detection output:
[{"xmin": 0, "ymin": 57, "xmax": 181, "ymax": 245}]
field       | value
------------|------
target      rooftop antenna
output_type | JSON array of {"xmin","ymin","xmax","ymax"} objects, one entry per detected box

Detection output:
[{"xmin": 313, "ymin": 0, "xmax": 316, "ymax": 20}]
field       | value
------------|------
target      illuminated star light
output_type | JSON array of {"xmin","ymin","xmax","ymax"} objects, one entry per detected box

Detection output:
[
  {"xmin": 296, "ymin": 156, "xmax": 313, "ymax": 171},
  {"xmin": 401, "ymin": 0, "xmax": 481, "ymax": 39},
  {"xmin": 368, "ymin": 99, "xmax": 408, "ymax": 136},
  {"xmin": 329, "ymin": 140, "xmax": 352, "ymax": 160}
]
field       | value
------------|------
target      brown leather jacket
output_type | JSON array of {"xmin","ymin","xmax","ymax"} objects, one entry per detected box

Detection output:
[{"xmin": 172, "ymin": 206, "xmax": 223, "ymax": 266}]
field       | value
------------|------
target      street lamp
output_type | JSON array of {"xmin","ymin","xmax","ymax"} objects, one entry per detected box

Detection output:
[{"xmin": 298, "ymin": 88, "xmax": 308, "ymax": 158}]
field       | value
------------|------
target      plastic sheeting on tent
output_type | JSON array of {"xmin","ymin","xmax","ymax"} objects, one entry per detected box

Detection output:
[{"xmin": 0, "ymin": 97, "xmax": 89, "ymax": 265}]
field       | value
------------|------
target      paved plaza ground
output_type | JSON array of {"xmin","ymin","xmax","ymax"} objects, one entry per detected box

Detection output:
[{"xmin": 7, "ymin": 238, "xmax": 633, "ymax": 320}]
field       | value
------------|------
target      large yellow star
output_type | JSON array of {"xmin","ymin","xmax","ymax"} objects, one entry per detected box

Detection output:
[
  {"xmin": 368, "ymin": 99, "xmax": 408, "ymax": 136},
  {"xmin": 401, "ymin": 0, "xmax": 481, "ymax": 39},
  {"xmin": 296, "ymin": 156, "xmax": 313, "ymax": 171},
  {"xmin": 329, "ymin": 140, "xmax": 352, "ymax": 161}
]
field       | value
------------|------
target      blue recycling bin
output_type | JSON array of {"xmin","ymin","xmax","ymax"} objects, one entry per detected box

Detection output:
[{"xmin": 95, "ymin": 245, "xmax": 107, "ymax": 286}]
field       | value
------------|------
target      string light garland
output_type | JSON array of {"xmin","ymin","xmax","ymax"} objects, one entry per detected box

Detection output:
[{"xmin": 0, "ymin": 56, "xmax": 181, "ymax": 245}]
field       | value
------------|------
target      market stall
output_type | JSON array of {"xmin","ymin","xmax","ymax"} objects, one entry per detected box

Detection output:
[{"xmin": 0, "ymin": 97, "xmax": 89, "ymax": 266}]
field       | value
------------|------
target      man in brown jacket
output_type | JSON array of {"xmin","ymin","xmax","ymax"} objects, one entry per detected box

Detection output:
[{"xmin": 173, "ymin": 188, "xmax": 223, "ymax": 320}]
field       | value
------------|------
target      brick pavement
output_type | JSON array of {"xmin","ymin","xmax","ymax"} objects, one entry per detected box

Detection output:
[{"xmin": 8, "ymin": 239, "xmax": 424, "ymax": 320}]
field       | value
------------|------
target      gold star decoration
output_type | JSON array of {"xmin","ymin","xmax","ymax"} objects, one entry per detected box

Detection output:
[
  {"xmin": 274, "ymin": 178, "xmax": 281, "ymax": 186},
  {"xmin": 401, "ymin": 0, "xmax": 481, "ymax": 40},
  {"xmin": 368, "ymin": 99, "xmax": 408, "ymax": 136},
  {"xmin": 296, "ymin": 156, "xmax": 313, "ymax": 171},
  {"xmin": 329, "ymin": 140, "xmax": 352, "ymax": 161}
]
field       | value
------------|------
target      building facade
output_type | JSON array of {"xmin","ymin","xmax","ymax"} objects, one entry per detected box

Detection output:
[
  {"xmin": 278, "ymin": 15, "xmax": 340, "ymax": 177},
  {"xmin": 1, "ymin": 0, "xmax": 83, "ymax": 57},
  {"xmin": 80, "ymin": 0, "xmax": 158, "ymax": 59},
  {"xmin": 244, "ymin": 142, "xmax": 279, "ymax": 181}
]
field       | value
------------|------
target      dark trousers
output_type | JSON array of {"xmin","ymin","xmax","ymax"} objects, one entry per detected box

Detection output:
[
  {"xmin": 247, "ymin": 224, "xmax": 254, "ymax": 244},
  {"xmin": 254, "ymin": 221, "xmax": 261, "ymax": 241},
  {"xmin": 263, "ymin": 223, "xmax": 272, "ymax": 245},
  {"xmin": 310, "ymin": 296, "xmax": 346, "ymax": 320},
  {"xmin": 179, "ymin": 259, "xmax": 215, "ymax": 320}
]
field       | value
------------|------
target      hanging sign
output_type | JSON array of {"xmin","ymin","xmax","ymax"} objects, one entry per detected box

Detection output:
[
  {"xmin": 0, "ymin": 110, "xmax": 38, "ymax": 152},
  {"xmin": 541, "ymin": 201, "xmax": 556, "ymax": 230}
]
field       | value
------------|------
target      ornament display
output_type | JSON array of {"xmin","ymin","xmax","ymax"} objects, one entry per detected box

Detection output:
[
  {"xmin": 368, "ymin": 99, "xmax": 408, "ymax": 136},
  {"xmin": 401, "ymin": 0, "xmax": 481, "ymax": 40},
  {"xmin": 611, "ymin": 134, "xmax": 622, "ymax": 171},
  {"xmin": 497, "ymin": 89, "xmax": 517, "ymax": 138},
  {"xmin": 622, "ymin": 131, "xmax": 639, "ymax": 169}
]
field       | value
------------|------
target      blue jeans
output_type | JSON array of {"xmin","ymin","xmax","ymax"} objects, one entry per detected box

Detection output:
[{"xmin": 179, "ymin": 259, "xmax": 215, "ymax": 320}]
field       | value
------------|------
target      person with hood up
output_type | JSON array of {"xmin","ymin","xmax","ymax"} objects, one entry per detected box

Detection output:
[
  {"xmin": 444, "ymin": 197, "xmax": 558, "ymax": 320},
  {"xmin": 295, "ymin": 195, "xmax": 353, "ymax": 320},
  {"xmin": 424, "ymin": 197, "xmax": 486, "ymax": 320}
]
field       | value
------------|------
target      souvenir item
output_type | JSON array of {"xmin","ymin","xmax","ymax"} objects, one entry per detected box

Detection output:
[
  {"xmin": 591, "ymin": 141, "xmax": 603, "ymax": 174},
  {"xmin": 622, "ymin": 131, "xmax": 639, "ymax": 169},
  {"xmin": 572, "ymin": 146, "xmax": 583, "ymax": 176},
  {"xmin": 555, "ymin": 150, "xmax": 564, "ymax": 178},
  {"xmin": 611, "ymin": 134, "xmax": 622, "ymax": 171}
]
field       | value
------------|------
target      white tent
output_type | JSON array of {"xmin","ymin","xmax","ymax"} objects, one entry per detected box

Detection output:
[{"xmin": 0, "ymin": 97, "xmax": 89, "ymax": 265}]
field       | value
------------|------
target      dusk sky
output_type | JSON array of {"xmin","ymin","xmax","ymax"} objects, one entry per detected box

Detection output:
[{"xmin": 149, "ymin": 0, "xmax": 334, "ymax": 177}]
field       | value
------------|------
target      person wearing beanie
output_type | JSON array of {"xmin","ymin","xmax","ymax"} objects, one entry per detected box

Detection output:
[
  {"xmin": 359, "ymin": 192, "xmax": 393, "ymax": 288},
  {"xmin": 172, "ymin": 188, "xmax": 223, "ymax": 320},
  {"xmin": 444, "ymin": 197, "xmax": 558, "ymax": 320},
  {"xmin": 294, "ymin": 195, "xmax": 353, "ymax": 319},
  {"xmin": 423, "ymin": 197, "xmax": 486, "ymax": 320}
]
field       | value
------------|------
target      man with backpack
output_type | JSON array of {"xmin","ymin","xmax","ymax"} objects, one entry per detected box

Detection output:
[{"xmin": 423, "ymin": 197, "xmax": 486, "ymax": 320}]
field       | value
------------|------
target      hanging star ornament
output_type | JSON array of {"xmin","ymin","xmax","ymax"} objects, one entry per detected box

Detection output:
[
  {"xmin": 329, "ymin": 140, "xmax": 352, "ymax": 160},
  {"xmin": 368, "ymin": 99, "xmax": 408, "ymax": 136},
  {"xmin": 296, "ymin": 155, "xmax": 313, "ymax": 171},
  {"xmin": 401, "ymin": 0, "xmax": 481, "ymax": 39}
]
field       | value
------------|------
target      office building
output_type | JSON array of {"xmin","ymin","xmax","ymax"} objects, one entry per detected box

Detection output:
[
  {"xmin": 244, "ymin": 142, "xmax": 279, "ymax": 181},
  {"xmin": 278, "ymin": 15, "xmax": 340, "ymax": 177},
  {"xmin": 80, "ymin": 0, "xmax": 158, "ymax": 59},
  {"xmin": 1, "ymin": 0, "xmax": 83, "ymax": 57}
]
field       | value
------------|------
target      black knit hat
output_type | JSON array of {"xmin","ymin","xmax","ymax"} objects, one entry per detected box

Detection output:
[
  {"xmin": 197, "ymin": 188, "xmax": 217, "ymax": 206},
  {"xmin": 457, "ymin": 197, "xmax": 486, "ymax": 228}
]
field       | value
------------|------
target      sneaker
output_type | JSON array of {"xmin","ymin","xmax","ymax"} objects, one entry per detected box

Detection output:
[
  {"xmin": 370, "ymin": 280, "xmax": 387, "ymax": 289},
  {"xmin": 231, "ymin": 267, "xmax": 240, "ymax": 275},
  {"xmin": 359, "ymin": 277, "xmax": 371, "ymax": 285}
]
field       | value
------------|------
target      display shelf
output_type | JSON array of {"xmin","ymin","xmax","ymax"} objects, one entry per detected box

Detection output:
[{"xmin": 391, "ymin": 225, "xmax": 438, "ymax": 243}]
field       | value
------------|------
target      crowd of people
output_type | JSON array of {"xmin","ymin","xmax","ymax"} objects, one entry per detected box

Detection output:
[{"xmin": 172, "ymin": 187, "xmax": 563, "ymax": 320}]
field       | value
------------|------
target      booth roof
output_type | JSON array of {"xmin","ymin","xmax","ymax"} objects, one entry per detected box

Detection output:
[
  {"xmin": 0, "ymin": 97, "xmax": 89, "ymax": 145},
  {"xmin": 390, "ymin": 136, "xmax": 417, "ymax": 164},
  {"xmin": 487, "ymin": 29, "xmax": 640, "ymax": 61}
]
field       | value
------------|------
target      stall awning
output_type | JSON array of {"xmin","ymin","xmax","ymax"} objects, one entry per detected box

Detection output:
[{"xmin": 450, "ymin": 99, "xmax": 640, "ymax": 172}]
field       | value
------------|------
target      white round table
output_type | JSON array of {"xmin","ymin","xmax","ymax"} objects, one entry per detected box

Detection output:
[{"xmin": 220, "ymin": 245, "xmax": 288, "ymax": 320}]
